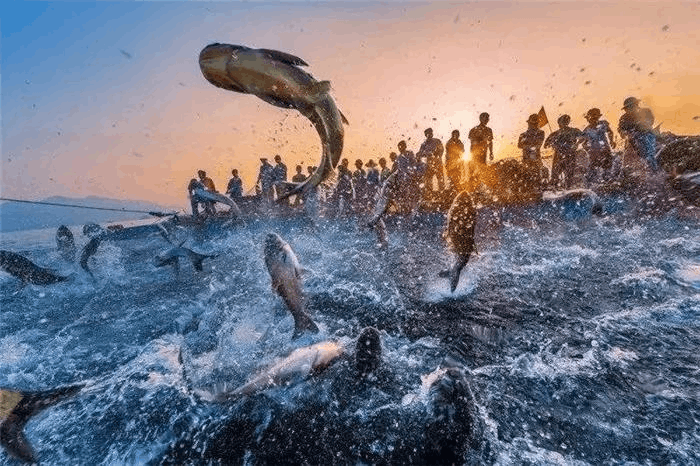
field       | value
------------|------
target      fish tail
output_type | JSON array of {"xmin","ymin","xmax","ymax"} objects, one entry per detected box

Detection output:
[
  {"xmin": 292, "ymin": 312, "xmax": 319, "ymax": 339},
  {"xmin": 449, "ymin": 255, "xmax": 471, "ymax": 293},
  {"xmin": 307, "ymin": 80, "xmax": 331, "ymax": 101},
  {"xmin": 0, "ymin": 384, "xmax": 83, "ymax": 463}
]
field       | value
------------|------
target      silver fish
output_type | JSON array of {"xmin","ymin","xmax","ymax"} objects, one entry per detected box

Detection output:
[
  {"xmin": 0, "ymin": 250, "xmax": 69, "ymax": 286},
  {"xmin": 199, "ymin": 43, "xmax": 348, "ymax": 200},
  {"xmin": 440, "ymin": 191, "xmax": 477, "ymax": 292},
  {"xmin": 264, "ymin": 233, "xmax": 319, "ymax": 338}
]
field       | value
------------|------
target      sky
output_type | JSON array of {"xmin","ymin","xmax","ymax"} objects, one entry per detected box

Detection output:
[{"xmin": 2, "ymin": 1, "xmax": 700, "ymax": 209}]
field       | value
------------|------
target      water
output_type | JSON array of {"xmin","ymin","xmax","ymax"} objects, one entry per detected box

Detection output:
[{"xmin": 1, "ymin": 199, "xmax": 699, "ymax": 465}]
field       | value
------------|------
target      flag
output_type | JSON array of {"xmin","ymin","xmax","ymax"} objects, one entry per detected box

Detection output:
[{"xmin": 536, "ymin": 106, "xmax": 549, "ymax": 129}]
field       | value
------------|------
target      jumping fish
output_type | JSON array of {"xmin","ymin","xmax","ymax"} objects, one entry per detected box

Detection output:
[
  {"xmin": 0, "ymin": 384, "xmax": 83, "ymax": 463},
  {"xmin": 198, "ymin": 43, "xmax": 348, "ymax": 200},
  {"xmin": 154, "ymin": 244, "xmax": 216, "ymax": 275},
  {"xmin": 440, "ymin": 191, "xmax": 478, "ymax": 292},
  {"xmin": 0, "ymin": 250, "xmax": 70, "ymax": 286},
  {"xmin": 264, "ymin": 233, "xmax": 319, "ymax": 338}
]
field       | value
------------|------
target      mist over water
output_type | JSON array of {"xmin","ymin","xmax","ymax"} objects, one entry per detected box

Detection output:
[{"xmin": 1, "ymin": 202, "xmax": 699, "ymax": 464}]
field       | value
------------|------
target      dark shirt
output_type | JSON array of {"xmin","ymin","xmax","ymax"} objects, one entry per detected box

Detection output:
[
  {"xmin": 188, "ymin": 179, "xmax": 205, "ymax": 195},
  {"xmin": 618, "ymin": 108, "xmax": 654, "ymax": 137},
  {"xmin": 336, "ymin": 166, "xmax": 353, "ymax": 196},
  {"xmin": 273, "ymin": 162, "xmax": 288, "ymax": 182},
  {"xmin": 257, "ymin": 163, "xmax": 275, "ymax": 189},
  {"xmin": 366, "ymin": 167, "xmax": 380, "ymax": 186},
  {"xmin": 418, "ymin": 137, "xmax": 444, "ymax": 162},
  {"xmin": 544, "ymin": 127, "xmax": 582, "ymax": 156},
  {"xmin": 380, "ymin": 167, "xmax": 392, "ymax": 183},
  {"xmin": 292, "ymin": 173, "xmax": 307, "ymax": 183},
  {"xmin": 201, "ymin": 177, "xmax": 216, "ymax": 192},
  {"xmin": 226, "ymin": 176, "xmax": 243, "ymax": 198},
  {"xmin": 518, "ymin": 128, "xmax": 545, "ymax": 161},
  {"xmin": 468, "ymin": 125, "xmax": 493, "ymax": 163}
]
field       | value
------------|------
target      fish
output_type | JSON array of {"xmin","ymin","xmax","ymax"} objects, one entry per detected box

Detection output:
[
  {"xmin": 203, "ymin": 341, "xmax": 345, "ymax": 402},
  {"xmin": 263, "ymin": 233, "xmax": 319, "ymax": 338},
  {"xmin": 55, "ymin": 225, "xmax": 76, "ymax": 262},
  {"xmin": 439, "ymin": 191, "xmax": 478, "ymax": 292},
  {"xmin": 154, "ymin": 244, "xmax": 216, "ymax": 274},
  {"xmin": 192, "ymin": 187, "xmax": 242, "ymax": 216},
  {"xmin": 0, "ymin": 384, "xmax": 83, "ymax": 463},
  {"xmin": 0, "ymin": 250, "xmax": 70, "ymax": 286},
  {"xmin": 79, "ymin": 235, "xmax": 104, "ymax": 280},
  {"xmin": 198, "ymin": 43, "xmax": 348, "ymax": 200}
]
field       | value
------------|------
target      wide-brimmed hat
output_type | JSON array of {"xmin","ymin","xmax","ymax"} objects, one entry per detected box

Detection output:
[
  {"xmin": 622, "ymin": 96, "xmax": 640, "ymax": 109},
  {"xmin": 585, "ymin": 108, "xmax": 602, "ymax": 119},
  {"xmin": 526, "ymin": 113, "xmax": 539, "ymax": 124}
]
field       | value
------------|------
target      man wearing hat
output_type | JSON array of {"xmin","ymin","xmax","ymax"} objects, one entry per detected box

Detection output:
[
  {"xmin": 518, "ymin": 114, "xmax": 545, "ymax": 163},
  {"xmin": 582, "ymin": 108, "xmax": 616, "ymax": 184},
  {"xmin": 256, "ymin": 157, "xmax": 275, "ymax": 204},
  {"xmin": 618, "ymin": 96, "xmax": 657, "ymax": 171}
]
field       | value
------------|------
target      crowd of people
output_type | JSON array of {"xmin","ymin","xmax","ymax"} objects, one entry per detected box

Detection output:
[{"xmin": 187, "ymin": 96, "xmax": 659, "ymax": 218}]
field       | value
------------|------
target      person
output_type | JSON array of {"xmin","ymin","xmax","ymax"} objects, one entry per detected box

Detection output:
[
  {"xmin": 468, "ymin": 113, "xmax": 494, "ymax": 165},
  {"xmin": 618, "ymin": 96, "xmax": 657, "ymax": 172},
  {"xmin": 581, "ymin": 108, "xmax": 616, "ymax": 184},
  {"xmin": 333, "ymin": 158, "xmax": 354, "ymax": 216},
  {"xmin": 188, "ymin": 178, "xmax": 208, "ymax": 218},
  {"xmin": 197, "ymin": 170, "xmax": 217, "ymax": 216},
  {"xmin": 389, "ymin": 152, "xmax": 398, "ymax": 172},
  {"xmin": 256, "ymin": 158, "xmax": 275, "ymax": 204},
  {"xmin": 518, "ymin": 114, "xmax": 545, "ymax": 163},
  {"xmin": 445, "ymin": 129, "xmax": 465, "ymax": 190},
  {"xmin": 544, "ymin": 115, "xmax": 583, "ymax": 189},
  {"xmin": 352, "ymin": 159, "xmax": 368, "ymax": 212},
  {"xmin": 226, "ymin": 169, "xmax": 243, "ymax": 201},
  {"xmin": 273, "ymin": 155, "xmax": 288, "ymax": 182},
  {"xmin": 292, "ymin": 165, "xmax": 307, "ymax": 183},
  {"xmin": 395, "ymin": 140, "xmax": 422, "ymax": 213},
  {"xmin": 365, "ymin": 159, "xmax": 381, "ymax": 203},
  {"xmin": 379, "ymin": 157, "xmax": 391, "ymax": 183},
  {"xmin": 417, "ymin": 128, "xmax": 445, "ymax": 195}
]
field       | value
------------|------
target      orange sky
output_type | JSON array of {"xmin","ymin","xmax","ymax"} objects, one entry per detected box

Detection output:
[{"xmin": 3, "ymin": 1, "xmax": 700, "ymax": 209}]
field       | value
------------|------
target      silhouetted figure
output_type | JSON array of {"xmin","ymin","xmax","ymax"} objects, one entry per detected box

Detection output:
[
  {"xmin": 518, "ymin": 114, "xmax": 547, "ymax": 190},
  {"xmin": 291, "ymin": 165, "xmax": 307, "ymax": 206},
  {"xmin": 379, "ymin": 157, "xmax": 391, "ymax": 183},
  {"xmin": 188, "ymin": 178, "xmax": 208, "ymax": 218},
  {"xmin": 334, "ymin": 158, "xmax": 354, "ymax": 216},
  {"xmin": 468, "ymin": 113, "xmax": 494, "ymax": 165},
  {"xmin": 618, "ymin": 96, "xmax": 657, "ymax": 172},
  {"xmin": 445, "ymin": 129, "xmax": 465, "ymax": 190},
  {"xmin": 518, "ymin": 114, "xmax": 545, "ymax": 162},
  {"xmin": 256, "ymin": 158, "xmax": 275, "ymax": 204},
  {"xmin": 418, "ymin": 128, "xmax": 445, "ymax": 195},
  {"xmin": 582, "ymin": 108, "xmax": 616, "ymax": 184},
  {"xmin": 226, "ymin": 169, "xmax": 243, "ymax": 200},
  {"xmin": 389, "ymin": 151, "xmax": 398, "ymax": 172},
  {"xmin": 395, "ymin": 140, "xmax": 421, "ymax": 213},
  {"xmin": 544, "ymin": 115, "xmax": 583, "ymax": 189},
  {"xmin": 352, "ymin": 159, "xmax": 368, "ymax": 212},
  {"xmin": 365, "ymin": 159, "xmax": 381, "ymax": 204}
]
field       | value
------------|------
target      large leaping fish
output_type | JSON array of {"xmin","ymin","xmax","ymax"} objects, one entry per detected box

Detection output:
[{"xmin": 198, "ymin": 43, "xmax": 348, "ymax": 200}]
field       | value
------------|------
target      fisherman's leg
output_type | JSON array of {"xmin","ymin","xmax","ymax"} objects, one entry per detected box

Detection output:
[
  {"xmin": 190, "ymin": 197, "xmax": 201, "ymax": 218},
  {"xmin": 641, "ymin": 132, "xmax": 658, "ymax": 171},
  {"xmin": 436, "ymin": 162, "xmax": 445, "ymax": 192}
]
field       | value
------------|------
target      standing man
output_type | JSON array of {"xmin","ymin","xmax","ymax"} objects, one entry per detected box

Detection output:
[
  {"xmin": 544, "ymin": 115, "xmax": 583, "ymax": 189},
  {"xmin": 226, "ymin": 169, "xmax": 243, "ymax": 201},
  {"xmin": 468, "ymin": 112, "xmax": 494, "ymax": 165},
  {"xmin": 334, "ymin": 158, "xmax": 354, "ymax": 216},
  {"xmin": 618, "ymin": 96, "xmax": 657, "ymax": 172},
  {"xmin": 518, "ymin": 114, "xmax": 545, "ymax": 163},
  {"xmin": 445, "ymin": 129, "xmax": 465, "ymax": 191},
  {"xmin": 582, "ymin": 108, "xmax": 616, "ymax": 184},
  {"xmin": 379, "ymin": 157, "xmax": 391, "ymax": 183},
  {"xmin": 352, "ymin": 159, "xmax": 368, "ymax": 212},
  {"xmin": 256, "ymin": 158, "xmax": 275, "ymax": 204},
  {"xmin": 291, "ymin": 165, "xmax": 307, "ymax": 207},
  {"xmin": 417, "ymin": 128, "xmax": 445, "ymax": 196},
  {"xmin": 272, "ymin": 154, "xmax": 288, "ymax": 204}
]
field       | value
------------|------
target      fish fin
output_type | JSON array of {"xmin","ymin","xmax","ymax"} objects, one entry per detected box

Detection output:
[
  {"xmin": 0, "ymin": 384, "xmax": 83, "ymax": 463},
  {"xmin": 437, "ymin": 269, "xmax": 450, "ymax": 278},
  {"xmin": 449, "ymin": 255, "xmax": 471, "ymax": 293},
  {"xmin": 258, "ymin": 48, "xmax": 309, "ymax": 66},
  {"xmin": 340, "ymin": 110, "xmax": 349, "ymax": 125}
]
